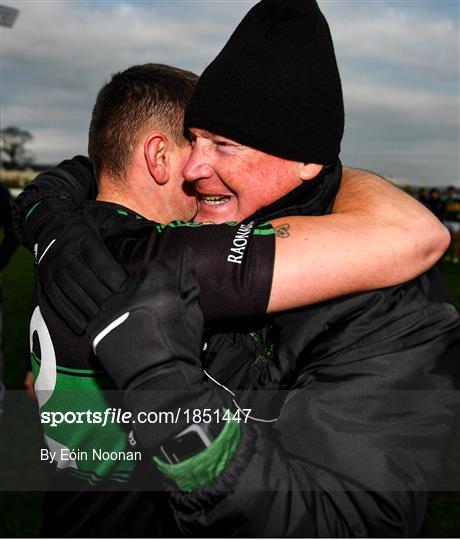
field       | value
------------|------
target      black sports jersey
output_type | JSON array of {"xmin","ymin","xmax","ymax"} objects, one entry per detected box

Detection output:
[
  {"xmin": 31, "ymin": 202, "xmax": 275, "ymax": 536},
  {"xmin": 88, "ymin": 201, "xmax": 275, "ymax": 322}
]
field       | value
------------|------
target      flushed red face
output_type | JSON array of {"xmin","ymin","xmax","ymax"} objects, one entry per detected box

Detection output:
[{"xmin": 182, "ymin": 128, "xmax": 303, "ymax": 223}]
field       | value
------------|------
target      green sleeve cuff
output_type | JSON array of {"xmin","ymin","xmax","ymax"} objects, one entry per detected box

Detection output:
[
  {"xmin": 25, "ymin": 201, "xmax": 42, "ymax": 221},
  {"xmin": 153, "ymin": 419, "xmax": 241, "ymax": 492}
]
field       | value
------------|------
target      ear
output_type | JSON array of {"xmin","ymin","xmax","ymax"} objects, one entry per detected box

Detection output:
[
  {"xmin": 298, "ymin": 163, "xmax": 323, "ymax": 181},
  {"xmin": 144, "ymin": 132, "xmax": 170, "ymax": 186}
]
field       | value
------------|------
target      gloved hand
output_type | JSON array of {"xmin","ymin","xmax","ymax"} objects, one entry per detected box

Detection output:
[
  {"xmin": 88, "ymin": 247, "xmax": 203, "ymax": 388},
  {"xmin": 87, "ymin": 248, "xmax": 217, "ymax": 449},
  {"xmin": 12, "ymin": 155, "xmax": 97, "ymax": 244},
  {"xmin": 11, "ymin": 156, "xmax": 124, "ymax": 335},
  {"xmin": 21, "ymin": 197, "xmax": 127, "ymax": 335}
]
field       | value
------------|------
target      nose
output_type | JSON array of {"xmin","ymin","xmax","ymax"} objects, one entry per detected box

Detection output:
[{"xmin": 183, "ymin": 145, "xmax": 214, "ymax": 184}]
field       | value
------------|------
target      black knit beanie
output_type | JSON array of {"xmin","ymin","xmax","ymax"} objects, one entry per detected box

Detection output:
[{"xmin": 184, "ymin": 0, "xmax": 344, "ymax": 164}]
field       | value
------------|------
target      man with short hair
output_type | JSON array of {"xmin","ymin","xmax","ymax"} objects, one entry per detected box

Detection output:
[{"xmin": 13, "ymin": 1, "xmax": 459, "ymax": 537}]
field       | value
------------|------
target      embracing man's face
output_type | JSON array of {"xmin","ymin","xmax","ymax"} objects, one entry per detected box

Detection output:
[{"xmin": 181, "ymin": 128, "xmax": 303, "ymax": 224}]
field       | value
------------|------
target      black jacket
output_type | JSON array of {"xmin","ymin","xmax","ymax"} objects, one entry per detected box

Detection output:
[{"xmin": 164, "ymin": 164, "xmax": 460, "ymax": 537}]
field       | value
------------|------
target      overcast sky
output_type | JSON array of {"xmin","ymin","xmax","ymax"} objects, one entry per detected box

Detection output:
[{"xmin": 2, "ymin": 0, "xmax": 459, "ymax": 186}]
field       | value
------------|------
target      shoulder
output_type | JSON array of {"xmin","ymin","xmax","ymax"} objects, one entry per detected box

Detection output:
[{"xmin": 83, "ymin": 202, "xmax": 159, "ymax": 275}]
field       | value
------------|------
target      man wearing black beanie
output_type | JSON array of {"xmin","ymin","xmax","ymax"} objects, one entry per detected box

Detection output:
[
  {"xmin": 185, "ymin": 0, "xmax": 344, "ymax": 166},
  {"xmin": 169, "ymin": 0, "xmax": 458, "ymax": 537},
  {"xmin": 182, "ymin": 0, "xmax": 346, "ymax": 224}
]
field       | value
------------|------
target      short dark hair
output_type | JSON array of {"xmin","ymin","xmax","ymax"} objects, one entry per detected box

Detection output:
[{"xmin": 88, "ymin": 63, "xmax": 198, "ymax": 179}]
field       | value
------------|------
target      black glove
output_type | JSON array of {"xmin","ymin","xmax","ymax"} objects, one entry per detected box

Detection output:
[
  {"xmin": 12, "ymin": 155, "xmax": 96, "ymax": 243},
  {"xmin": 87, "ymin": 249, "xmax": 222, "ymax": 450},
  {"xmin": 21, "ymin": 197, "xmax": 126, "ymax": 335},
  {"xmin": 11, "ymin": 156, "xmax": 124, "ymax": 335}
]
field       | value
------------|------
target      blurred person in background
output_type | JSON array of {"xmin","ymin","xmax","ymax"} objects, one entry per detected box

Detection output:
[
  {"xmin": 427, "ymin": 187, "xmax": 446, "ymax": 222},
  {"xmin": 443, "ymin": 185, "xmax": 460, "ymax": 264},
  {"xmin": 0, "ymin": 182, "xmax": 18, "ymax": 421},
  {"xmin": 418, "ymin": 187, "xmax": 429, "ymax": 206},
  {"xmin": 402, "ymin": 184, "xmax": 413, "ymax": 196}
]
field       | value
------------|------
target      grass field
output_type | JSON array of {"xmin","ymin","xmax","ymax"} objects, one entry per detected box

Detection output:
[{"xmin": 1, "ymin": 246, "xmax": 459, "ymax": 537}]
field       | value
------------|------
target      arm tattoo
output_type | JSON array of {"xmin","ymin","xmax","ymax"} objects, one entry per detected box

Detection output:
[{"xmin": 275, "ymin": 223, "xmax": 290, "ymax": 238}]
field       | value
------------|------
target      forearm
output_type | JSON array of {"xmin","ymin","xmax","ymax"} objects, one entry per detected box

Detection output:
[
  {"xmin": 268, "ymin": 170, "xmax": 450, "ymax": 312},
  {"xmin": 337, "ymin": 168, "xmax": 449, "ymax": 266}
]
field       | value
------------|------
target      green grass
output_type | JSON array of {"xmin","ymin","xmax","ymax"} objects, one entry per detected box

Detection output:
[
  {"xmin": 3, "ymin": 247, "xmax": 34, "ymax": 389},
  {"xmin": 1, "ymin": 247, "xmax": 46, "ymax": 537},
  {"xmin": 439, "ymin": 262, "xmax": 460, "ymax": 309},
  {"xmin": 420, "ymin": 260, "xmax": 460, "ymax": 538},
  {"xmin": 0, "ymin": 248, "xmax": 459, "ymax": 537}
]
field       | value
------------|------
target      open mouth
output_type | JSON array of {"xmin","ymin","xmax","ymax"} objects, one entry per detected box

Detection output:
[{"xmin": 199, "ymin": 194, "xmax": 232, "ymax": 206}]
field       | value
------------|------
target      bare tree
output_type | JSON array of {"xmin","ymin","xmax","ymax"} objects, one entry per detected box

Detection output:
[{"xmin": 0, "ymin": 126, "xmax": 33, "ymax": 168}]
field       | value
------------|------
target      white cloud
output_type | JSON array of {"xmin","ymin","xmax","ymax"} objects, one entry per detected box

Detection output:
[
  {"xmin": 1, "ymin": 0, "xmax": 458, "ymax": 185},
  {"xmin": 344, "ymin": 80, "xmax": 458, "ymax": 127},
  {"xmin": 322, "ymin": 0, "xmax": 458, "ymax": 78},
  {"xmin": 28, "ymin": 127, "xmax": 88, "ymax": 165},
  {"xmin": 2, "ymin": 0, "xmax": 250, "ymax": 163}
]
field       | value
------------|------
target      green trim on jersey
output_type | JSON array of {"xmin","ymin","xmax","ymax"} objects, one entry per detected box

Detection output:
[
  {"xmin": 113, "ymin": 208, "xmax": 275, "ymax": 237},
  {"xmin": 32, "ymin": 352, "xmax": 105, "ymax": 376},
  {"xmin": 54, "ymin": 462, "xmax": 133, "ymax": 486},
  {"xmin": 253, "ymin": 222, "xmax": 276, "ymax": 236},
  {"xmin": 25, "ymin": 201, "xmax": 43, "ymax": 221},
  {"xmin": 153, "ymin": 418, "xmax": 241, "ymax": 492},
  {"xmin": 114, "ymin": 208, "xmax": 144, "ymax": 220},
  {"xmin": 155, "ymin": 220, "xmax": 214, "ymax": 233}
]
